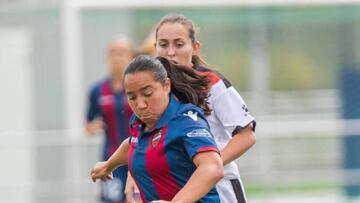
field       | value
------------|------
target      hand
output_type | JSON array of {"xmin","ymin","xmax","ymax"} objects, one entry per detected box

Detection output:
[
  {"xmin": 86, "ymin": 119, "xmax": 105, "ymax": 136},
  {"xmin": 90, "ymin": 161, "xmax": 113, "ymax": 182}
]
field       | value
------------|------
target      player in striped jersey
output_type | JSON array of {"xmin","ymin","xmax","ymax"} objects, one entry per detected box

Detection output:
[
  {"xmin": 86, "ymin": 38, "xmax": 134, "ymax": 203},
  {"xmin": 90, "ymin": 55, "xmax": 224, "ymax": 203}
]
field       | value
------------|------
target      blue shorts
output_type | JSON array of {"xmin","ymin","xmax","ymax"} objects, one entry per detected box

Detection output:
[{"xmin": 100, "ymin": 165, "xmax": 128, "ymax": 202}]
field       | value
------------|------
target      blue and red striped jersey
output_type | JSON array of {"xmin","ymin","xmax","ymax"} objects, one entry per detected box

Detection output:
[
  {"xmin": 87, "ymin": 78, "xmax": 133, "ymax": 160},
  {"xmin": 128, "ymin": 94, "xmax": 220, "ymax": 203}
]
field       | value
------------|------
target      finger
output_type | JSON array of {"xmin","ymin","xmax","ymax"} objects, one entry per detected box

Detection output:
[{"xmin": 107, "ymin": 174, "xmax": 114, "ymax": 180}]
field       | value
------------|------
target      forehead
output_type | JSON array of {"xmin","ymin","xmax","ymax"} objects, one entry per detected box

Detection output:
[
  {"xmin": 108, "ymin": 40, "xmax": 131, "ymax": 52},
  {"xmin": 124, "ymin": 71, "xmax": 157, "ymax": 90},
  {"xmin": 157, "ymin": 23, "xmax": 190, "ymax": 40}
]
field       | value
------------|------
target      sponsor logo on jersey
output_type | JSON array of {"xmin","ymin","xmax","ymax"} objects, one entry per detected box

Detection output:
[
  {"xmin": 130, "ymin": 136, "xmax": 138, "ymax": 144},
  {"xmin": 183, "ymin": 110, "xmax": 198, "ymax": 121},
  {"xmin": 186, "ymin": 129, "xmax": 211, "ymax": 138},
  {"xmin": 152, "ymin": 129, "xmax": 162, "ymax": 147},
  {"xmin": 242, "ymin": 104, "xmax": 249, "ymax": 116},
  {"xmin": 242, "ymin": 104, "xmax": 249, "ymax": 112}
]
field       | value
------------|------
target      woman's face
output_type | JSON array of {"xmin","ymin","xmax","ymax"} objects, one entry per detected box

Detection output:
[
  {"xmin": 107, "ymin": 39, "xmax": 133, "ymax": 74},
  {"xmin": 124, "ymin": 71, "xmax": 171, "ymax": 129},
  {"xmin": 156, "ymin": 22, "xmax": 200, "ymax": 68}
]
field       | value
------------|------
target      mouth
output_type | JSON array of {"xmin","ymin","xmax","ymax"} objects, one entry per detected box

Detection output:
[
  {"xmin": 138, "ymin": 114, "xmax": 152, "ymax": 120},
  {"xmin": 168, "ymin": 60, "xmax": 178, "ymax": 65}
]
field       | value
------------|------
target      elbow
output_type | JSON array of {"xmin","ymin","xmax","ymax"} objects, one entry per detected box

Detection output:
[
  {"xmin": 249, "ymin": 132, "xmax": 256, "ymax": 147},
  {"xmin": 217, "ymin": 167, "xmax": 225, "ymax": 181},
  {"xmin": 213, "ymin": 159, "xmax": 224, "ymax": 181},
  {"xmin": 213, "ymin": 167, "xmax": 224, "ymax": 183}
]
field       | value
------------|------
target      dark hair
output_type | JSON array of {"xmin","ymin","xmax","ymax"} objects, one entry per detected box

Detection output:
[
  {"xmin": 125, "ymin": 55, "xmax": 211, "ymax": 115},
  {"xmin": 155, "ymin": 14, "xmax": 207, "ymax": 67}
]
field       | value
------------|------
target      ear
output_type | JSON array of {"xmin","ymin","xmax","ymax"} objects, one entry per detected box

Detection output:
[
  {"xmin": 193, "ymin": 41, "xmax": 201, "ymax": 55},
  {"xmin": 164, "ymin": 78, "xmax": 171, "ymax": 94}
]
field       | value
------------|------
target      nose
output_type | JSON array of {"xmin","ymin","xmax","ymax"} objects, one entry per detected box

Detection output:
[
  {"xmin": 167, "ymin": 45, "xmax": 175, "ymax": 56},
  {"xmin": 136, "ymin": 97, "xmax": 147, "ymax": 110}
]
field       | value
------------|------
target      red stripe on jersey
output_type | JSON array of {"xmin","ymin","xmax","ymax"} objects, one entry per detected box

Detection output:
[
  {"xmin": 208, "ymin": 72, "xmax": 221, "ymax": 87},
  {"xmin": 196, "ymin": 69, "xmax": 220, "ymax": 88},
  {"xmin": 197, "ymin": 146, "xmax": 219, "ymax": 153},
  {"xmin": 128, "ymin": 135, "xmax": 147, "ymax": 203},
  {"xmin": 100, "ymin": 82, "xmax": 119, "ymax": 155},
  {"xmin": 145, "ymin": 126, "xmax": 180, "ymax": 200}
]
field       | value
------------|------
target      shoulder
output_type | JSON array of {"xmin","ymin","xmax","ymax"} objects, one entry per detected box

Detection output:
[
  {"xmin": 89, "ymin": 78, "xmax": 107, "ymax": 94},
  {"xmin": 195, "ymin": 66, "xmax": 232, "ymax": 89},
  {"xmin": 172, "ymin": 103, "xmax": 209, "ymax": 129}
]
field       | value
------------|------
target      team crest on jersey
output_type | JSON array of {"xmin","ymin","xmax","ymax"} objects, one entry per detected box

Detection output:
[
  {"xmin": 183, "ymin": 110, "xmax": 198, "ymax": 121},
  {"xmin": 152, "ymin": 129, "xmax": 162, "ymax": 147}
]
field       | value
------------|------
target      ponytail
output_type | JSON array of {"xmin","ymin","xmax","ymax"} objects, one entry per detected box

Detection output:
[{"xmin": 157, "ymin": 57, "xmax": 211, "ymax": 115}]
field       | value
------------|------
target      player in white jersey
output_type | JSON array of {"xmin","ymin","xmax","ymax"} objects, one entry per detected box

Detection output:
[
  {"xmin": 196, "ymin": 67, "xmax": 255, "ymax": 203},
  {"xmin": 125, "ymin": 14, "xmax": 256, "ymax": 203}
]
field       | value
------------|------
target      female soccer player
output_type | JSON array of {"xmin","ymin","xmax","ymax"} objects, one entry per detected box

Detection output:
[
  {"xmin": 141, "ymin": 14, "xmax": 256, "ymax": 203},
  {"xmin": 91, "ymin": 55, "xmax": 224, "ymax": 203},
  {"xmin": 109, "ymin": 14, "xmax": 255, "ymax": 203},
  {"xmin": 86, "ymin": 37, "xmax": 134, "ymax": 203}
]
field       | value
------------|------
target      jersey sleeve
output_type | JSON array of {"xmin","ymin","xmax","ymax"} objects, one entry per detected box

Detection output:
[
  {"xmin": 86, "ymin": 86, "xmax": 101, "ymax": 122},
  {"xmin": 178, "ymin": 110, "xmax": 219, "ymax": 159},
  {"xmin": 210, "ymin": 81, "xmax": 255, "ymax": 135}
]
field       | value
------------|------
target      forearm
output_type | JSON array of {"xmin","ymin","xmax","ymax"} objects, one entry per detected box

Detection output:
[
  {"xmin": 221, "ymin": 126, "xmax": 256, "ymax": 165},
  {"xmin": 172, "ymin": 153, "xmax": 223, "ymax": 202},
  {"xmin": 106, "ymin": 138, "xmax": 130, "ymax": 171}
]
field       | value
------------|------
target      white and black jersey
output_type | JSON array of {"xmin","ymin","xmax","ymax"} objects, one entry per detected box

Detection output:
[{"xmin": 196, "ymin": 66, "xmax": 255, "ymax": 203}]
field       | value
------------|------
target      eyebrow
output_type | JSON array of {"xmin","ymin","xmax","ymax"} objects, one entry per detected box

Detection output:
[
  {"xmin": 158, "ymin": 38, "xmax": 185, "ymax": 42},
  {"xmin": 126, "ymin": 85, "xmax": 152, "ymax": 95}
]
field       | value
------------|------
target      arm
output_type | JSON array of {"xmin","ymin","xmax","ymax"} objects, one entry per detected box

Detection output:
[
  {"xmin": 210, "ymin": 83, "xmax": 256, "ymax": 165},
  {"xmin": 171, "ymin": 152, "xmax": 223, "ymax": 203},
  {"xmin": 85, "ymin": 86, "xmax": 104, "ymax": 136},
  {"xmin": 91, "ymin": 137, "xmax": 130, "ymax": 182},
  {"xmin": 221, "ymin": 124, "xmax": 256, "ymax": 165}
]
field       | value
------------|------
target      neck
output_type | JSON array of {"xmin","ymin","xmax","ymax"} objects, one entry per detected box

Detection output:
[
  {"xmin": 144, "ymin": 124, "xmax": 155, "ymax": 132},
  {"xmin": 111, "ymin": 70, "xmax": 123, "ymax": 81},
  {"xmin": 110, "ymin": 72, "xmax": 123, "ymax": 91}
]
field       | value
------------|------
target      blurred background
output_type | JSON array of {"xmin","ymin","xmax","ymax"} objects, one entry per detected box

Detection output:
[{"xmin": 1, "ymin": 0, "xmax": 360, "ymax": 202}]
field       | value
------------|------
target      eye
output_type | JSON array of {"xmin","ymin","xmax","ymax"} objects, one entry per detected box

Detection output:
[
  {"xmin": 143, "ymin": 91, "xmax": 152, "ymax": 97},
  {"xmin": 127, "ymin": 94, "xmax": 136, "ymax": 100},
  {"xmin": 176, "ymin": 43, "xmax": 184, "ymax": 48},
  {"xmin": 158, "ymin": 42, "xmax": 167, "ymax": 48}
]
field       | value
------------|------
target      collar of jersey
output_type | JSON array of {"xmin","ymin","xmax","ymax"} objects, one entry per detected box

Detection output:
[
  {"xmin": 105, "ymin": 77, "xmax": 125, "ymax": 94},
  {"xmin": 131, "ymin": 93, "xmax": 180, "ymax": 133}
]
